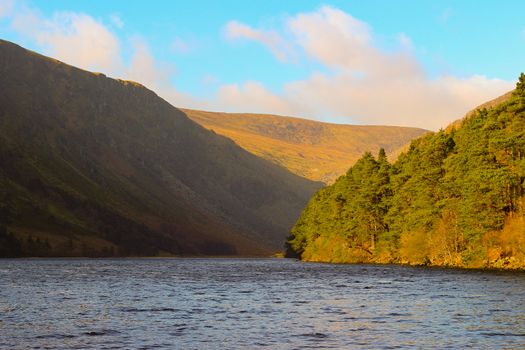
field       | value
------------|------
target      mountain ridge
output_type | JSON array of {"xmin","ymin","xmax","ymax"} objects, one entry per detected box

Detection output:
[
  {"xmin": 184, "ymin": 109, "xmax": 428, "ymax": 184},
  {"xmin": 0, "ymin": 39, "xmax": 321, "ymax": 257}
]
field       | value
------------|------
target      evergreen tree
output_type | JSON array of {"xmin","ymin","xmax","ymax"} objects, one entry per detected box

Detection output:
[{"xmin": 287, "ymin": 73, "xmax": 525, "ymax": 269}]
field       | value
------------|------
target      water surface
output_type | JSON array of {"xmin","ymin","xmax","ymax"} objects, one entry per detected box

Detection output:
[{"xmin": 1, "ymin": 258, "xmax": 524, "ymax": 349}]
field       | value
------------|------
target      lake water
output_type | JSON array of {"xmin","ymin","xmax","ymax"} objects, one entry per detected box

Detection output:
[{"xmin": 1, "ymin": 258, "xmax": 524, "ymax": 349}]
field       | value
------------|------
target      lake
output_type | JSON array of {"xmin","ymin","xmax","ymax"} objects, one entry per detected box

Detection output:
[{"xmin": 1, "ymin": 258, "xmax": 524, "ymax": 349}]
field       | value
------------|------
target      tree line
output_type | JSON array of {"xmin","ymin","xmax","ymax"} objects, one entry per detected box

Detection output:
[{"xmin": 287, "ymin": 74, "xmax": 525, "ymax": 269}]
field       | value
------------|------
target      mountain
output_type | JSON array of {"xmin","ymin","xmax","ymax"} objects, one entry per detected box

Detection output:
[
  {"xmin": 184, "ymin": 109, "xmax": 428, "ymax": 184},
  {"xmin": 287, "ymin": 74, "xmax": 525, "ymax": 270},
  {"xmin": 446, "ymin": 90, "xmax": 513, "ymax": 131},
  {"xmin": 0, "ymin": 39, "xmax": 322, "ymax": 257}
]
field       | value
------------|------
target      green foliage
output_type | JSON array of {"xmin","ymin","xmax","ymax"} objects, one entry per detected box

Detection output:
[
  {"xmin": 288, "ymin": 149, "xmax": 392, "ymax": 260},
  {"xmin": 288, "ymin": 74, "xmax": 525, "ymax": 269}
]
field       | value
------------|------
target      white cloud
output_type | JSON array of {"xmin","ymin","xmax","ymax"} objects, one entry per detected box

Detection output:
[
  {"xmin": 124, "ymin": 37, "xmax": 196, "ymax": 106},
  {"xmin": 217, "ymin": 6, "xmax": 513, "ymax": 129},
  {"xmin": 126, "ymin": 38, "xmax": 169, "ymax": 88},
  {"xmin": 11, "ymin": 9, "xmax": 122, "ymax": 74},
  {"xmin": 224, "ymin": 20, "xmax": 295, "ymax": 62},
  {"xmin": 6, "ymin": 5, "xmax": 198, "ymax": 109},
  {"xmin": 111, "ymin": 36, "xmax": 199, "ymax": 108},
  {"xmin": 282, "ymin": 72, "xmax": 511, "ymax": 128},
  {"xmin": 216, "ymin": 81, "xmax": 295, "ymax": 115},
  {"xmin": 288, "ymin": 6, "xmax": 375, "ymax": 71}
]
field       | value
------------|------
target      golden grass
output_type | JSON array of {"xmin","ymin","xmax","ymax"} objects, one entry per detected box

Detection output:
[{"xmin": 184, "ymin": 109, "xmax": 427, "ymax": 184}]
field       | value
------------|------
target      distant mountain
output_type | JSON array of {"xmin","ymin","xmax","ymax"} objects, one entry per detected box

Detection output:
[
  {"xmin": 184, "ymin": 109, "xmax": 428, "ymax": 184},
  {"xmin": 0, "ymin": 39, "xmax": 322, "ymax": 257},
  {"xmin": 287, "ymin": 74, "xmax": 525, "ymax": 270}
]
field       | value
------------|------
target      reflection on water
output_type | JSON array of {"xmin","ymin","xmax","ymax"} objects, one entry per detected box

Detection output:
[{"xmin": 1, "ymin": 258, "xmax": 524, "ymax": 349}]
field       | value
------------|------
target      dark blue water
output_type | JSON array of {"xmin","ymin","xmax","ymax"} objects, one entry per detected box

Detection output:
[{"xmin": 1, "ymin": 258, "xmax": 524, "ymax": 349}]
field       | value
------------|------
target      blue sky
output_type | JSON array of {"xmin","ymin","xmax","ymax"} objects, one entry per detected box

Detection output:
[{"xmin": 0, "ymin": 0, "xmax": 523, "ymax": 129}]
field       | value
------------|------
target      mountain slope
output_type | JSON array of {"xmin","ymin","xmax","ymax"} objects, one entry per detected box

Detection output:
[
  {"xmin": 0, "ymin": 39, "xmax": 321, "ymax": 257},
  {"xmin": 446, "ymin": 90, "xmax": 513, "ymax": 131},
  {"xmin": 287, "ymin": 74, "xmax": 525, "ymax": 269},
  {"xmin": 184, "ymin": 109, "xmax": 428, "ymax": 184}
]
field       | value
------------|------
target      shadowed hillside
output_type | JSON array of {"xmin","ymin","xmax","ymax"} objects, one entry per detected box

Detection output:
[
  {"xmin": 0, "ymin": 39, "xmax": 322, "ymax": 257},
  {"xmin": 185, "ymin": 109, "xmax": 427, "ymax": 184}
]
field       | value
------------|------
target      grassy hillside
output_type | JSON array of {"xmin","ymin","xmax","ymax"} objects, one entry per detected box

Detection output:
[
  {"xmin": 184, "ymin": 109, "xmax": 427, "ymax": 184},
  {"xmin": 287, "ymin": 74, "xmax": 525, "ymax": 270},
  {"xmin": 0, "ymin": 39, "xmax": 321, "ymax": 257}
]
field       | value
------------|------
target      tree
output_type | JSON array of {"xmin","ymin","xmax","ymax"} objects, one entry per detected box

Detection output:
[{"xmin": 288, "ymin": 73, "xmax": 525, "ymax": 269}]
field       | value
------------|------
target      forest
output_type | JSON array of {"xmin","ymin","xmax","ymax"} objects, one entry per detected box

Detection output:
[{"xmin": 287, "ymin": 74, "xmax": 525, "ymax": 269}]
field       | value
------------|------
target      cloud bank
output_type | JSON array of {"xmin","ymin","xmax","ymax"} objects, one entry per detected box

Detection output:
[{"xmin": 222, "ymin": 6, "xmax": 512, "ymax": 129}]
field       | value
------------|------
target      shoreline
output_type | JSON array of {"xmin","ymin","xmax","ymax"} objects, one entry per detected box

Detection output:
[
  {"xmin": 299, "ymin": 258, "xmax": 525, "ymax": 272},
  {"xmin": 2, "ymin": 256, "xmax": 525, "ymax": 273}
]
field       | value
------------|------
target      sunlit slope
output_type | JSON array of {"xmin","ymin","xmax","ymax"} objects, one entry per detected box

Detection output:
[
  {"xmin": 0, "ymin": 39, "xmax": 321, "ymax": 257},
  {"xmin": 184, "ymin": 109, "xmax": 427, "ymax": 184},
  {"xmin": 446, "ymin": 90, "xmax": 513, "ymax": 131}
]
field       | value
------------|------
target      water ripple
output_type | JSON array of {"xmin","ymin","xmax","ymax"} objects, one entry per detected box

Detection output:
[{"xmin": 0, "ymin": 258, "xmax": 524, "ymax": 349}]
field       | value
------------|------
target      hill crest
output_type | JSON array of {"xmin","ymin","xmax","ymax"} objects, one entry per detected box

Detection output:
[{"xmin": 184, "ymin": 109, "xmax": 428, "ymax": 184}]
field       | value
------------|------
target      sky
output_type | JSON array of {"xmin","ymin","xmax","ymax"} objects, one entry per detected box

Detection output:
[{"xmin": 0, "ymin": 0, "xmax": 523, "ymax": 130}]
